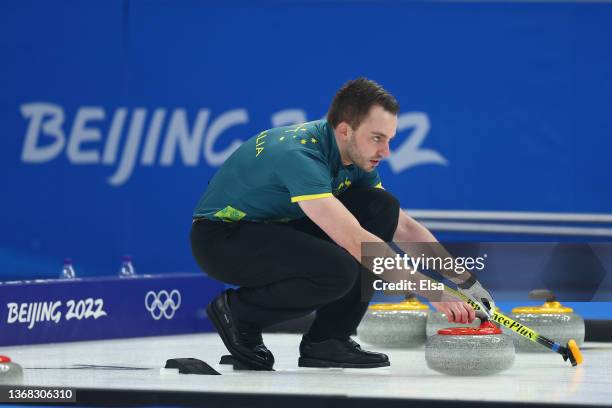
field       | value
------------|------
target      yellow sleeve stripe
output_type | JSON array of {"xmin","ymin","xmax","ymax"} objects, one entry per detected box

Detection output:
[
  {"xmin": 374, "ymin": 182, "xmax": 384, "ymax": 189},
  {"xmin": 291, "ymin": 193, "xmax": 333, "ymax": 203}
]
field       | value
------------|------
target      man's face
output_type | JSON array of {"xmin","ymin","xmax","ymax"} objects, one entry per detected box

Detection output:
[{"xmin": 345, "ymin": 105, "xmax": 397, "ymax": 172}]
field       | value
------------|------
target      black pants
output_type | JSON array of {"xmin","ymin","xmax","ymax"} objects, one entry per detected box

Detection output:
[{"xmin": 190, "ymin": 187, "xmax": 400, "ymax": 341}]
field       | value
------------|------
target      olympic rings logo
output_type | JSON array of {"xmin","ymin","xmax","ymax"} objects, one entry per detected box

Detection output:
[{"xmin": 144, "ymin": 289, "xmax": 182, "ymax": 320}]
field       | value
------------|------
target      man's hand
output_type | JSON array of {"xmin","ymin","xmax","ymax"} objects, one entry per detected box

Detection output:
[
  {"xmin": 430, "ymin": 300, "xmax": 476, "ymax": 324},
  {"xmin": 458, "ymin": 280, "xmax": 496, "ymax": 315}
]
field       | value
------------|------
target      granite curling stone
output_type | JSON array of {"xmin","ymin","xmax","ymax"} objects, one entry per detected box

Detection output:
[
  {"xmin": 425, "ymin": 321, "xmax": 515, "ymax": 376},
  {"xmin": 357, "ymin": 296, "xmax": 430, "ymax": 348},
  {"xmin": 0, "ymin": 356, "xmax": 23, "ymax": 385},
  {"xmin": 509, "ymin": 299, "xmax": 585, "ymax": 352}
]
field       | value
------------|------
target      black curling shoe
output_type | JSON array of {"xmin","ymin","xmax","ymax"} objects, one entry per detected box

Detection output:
[
  {"xmin": 206, "ymin": 289, "xmax": 274, "ymax": 371},
  {"xmin": 298, "ymin": 335, "xmax": 390, "ymax": 368}
]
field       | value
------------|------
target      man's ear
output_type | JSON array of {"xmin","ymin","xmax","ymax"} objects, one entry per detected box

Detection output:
[{"xmin": 336, "ymin": 122, "xmax": 350, "ymax": 141}]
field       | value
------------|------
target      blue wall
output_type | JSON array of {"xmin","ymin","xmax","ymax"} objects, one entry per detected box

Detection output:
[{"xmin": 2, "ymin": 1, "xmax": 612, "ymax": 282}]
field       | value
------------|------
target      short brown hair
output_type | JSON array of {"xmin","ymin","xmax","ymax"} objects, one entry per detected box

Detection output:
[{"xmin": 327, "ymin": 77, "xmax": 399, "ymax": 130}]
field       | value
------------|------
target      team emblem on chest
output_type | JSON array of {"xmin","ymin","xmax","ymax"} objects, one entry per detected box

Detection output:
[{"xmin": 333, "ymin": 177, "xmax": 352, "ymax": 196}]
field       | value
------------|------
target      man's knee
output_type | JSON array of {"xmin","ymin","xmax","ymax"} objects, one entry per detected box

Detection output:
[
  {"xmin": 340, "ymin": 187, "xmax": 399, "ymax": 220},
  {"xmin": 339, "ymin": 188, "xmax": 400, "ymax": 240},
  {"xmin": 364, "ymin": 188, "xmax": 400, "ymax": 221}
]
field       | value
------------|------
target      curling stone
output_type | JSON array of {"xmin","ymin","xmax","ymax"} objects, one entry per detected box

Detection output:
[
  {"xmin": 509, "ymin": 290, "xmax": 584, "ymax": 352},
  {"xmin": 0, "ymin": 356, "xmax": 23, "ymax": 384},
  {"xmin": 357, "ymin": 296, "xmax": 430, "ymax": 348},
  {"xmin": 425, "ymin": 321, "xmax": 515, "ymax": 376}
]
